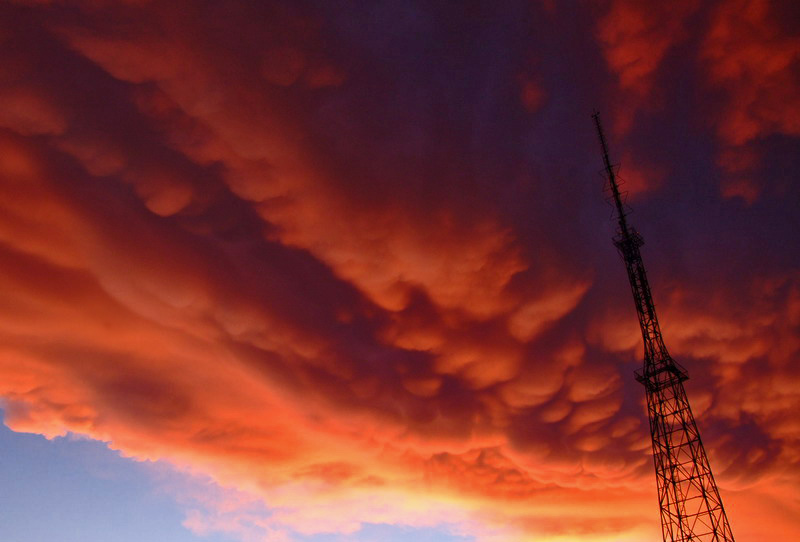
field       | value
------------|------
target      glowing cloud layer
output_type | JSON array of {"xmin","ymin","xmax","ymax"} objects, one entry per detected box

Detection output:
[{"xmin": 0, "ymin": 1, "xmax": 798, "ymax": 540}]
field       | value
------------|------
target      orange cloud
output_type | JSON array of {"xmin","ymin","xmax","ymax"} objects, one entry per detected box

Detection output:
[
  {"xmin": 0, "ymin": 1, "xmax": 798, "ymax": 541},
  {"xmin": 594, "ymin": 0, "xmax": 699, "ymax": 134},
  {"xmin": 597, "ymin": 0, "xmax": 800, "ymax": 202},
  {"xmin": 701, "ymin": 0, "xmax": 800, "ymax": 202}
]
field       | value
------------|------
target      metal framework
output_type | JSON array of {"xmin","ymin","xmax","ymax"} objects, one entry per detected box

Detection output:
[{"xmin": 592, "ymin": 112, "xmax": 735, "ymax": 542}]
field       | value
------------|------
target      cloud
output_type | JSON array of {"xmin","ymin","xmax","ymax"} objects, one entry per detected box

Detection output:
[
  {"xmin": 701, "ymin": 0, "xmax": 800, "ymax": 201},
  {"xmin": 594, "ymin": 0, "xmax": 700, "ymax": 133},
  {"xmin": 595, "ymin": 0, "xmax": 800, "ymax": 203},
  {"xmin": 0, "ymin": 1, "xmax": 799, "ymax": 541}
]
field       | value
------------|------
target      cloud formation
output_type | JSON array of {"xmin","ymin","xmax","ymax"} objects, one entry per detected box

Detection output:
[{"xmin": 0, "ymin": 1, "xmax": 798, "ymax": 540}]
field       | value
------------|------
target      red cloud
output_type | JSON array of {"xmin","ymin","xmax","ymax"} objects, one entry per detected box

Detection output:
[
  {"xmin": 702, "ymin": 0, "xmax": 800, "ymax": 201},
  {"xmin": 595, "ymin": 0, "xmax": 800, "ymax": 203},
  {"xmin": 0, "ymin": 1, "xmax": 798, "ymax": 541},
  {"xmin": 595, "ymin": 0, "xmax": 699, "ymax": 134}
]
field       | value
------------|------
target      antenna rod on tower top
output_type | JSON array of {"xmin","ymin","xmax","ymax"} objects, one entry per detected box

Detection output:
[{"xmin": 591, "ymin": 111, "xmax": 632, "ymax": 241}]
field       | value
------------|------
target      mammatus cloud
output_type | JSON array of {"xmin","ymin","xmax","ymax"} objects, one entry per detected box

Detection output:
[
  {"xmin": 595, "ymin": 0, "xmax": 700, "ymax": 133},
  {"xmin": 595, "ymin": 0, "xmax": 800, "ymax": 203},
  {"xmin": 1, "ymin": 1, "xmax": 799, "ymax": 541},
  {"xmin": 702, "ymin": 0, "xmax": 800, "ymax": 201}
]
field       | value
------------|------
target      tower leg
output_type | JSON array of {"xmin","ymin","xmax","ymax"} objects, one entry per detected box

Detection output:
[{"xmin": 644, "ymin": 375, "xmax": 735, "ymax": 542}]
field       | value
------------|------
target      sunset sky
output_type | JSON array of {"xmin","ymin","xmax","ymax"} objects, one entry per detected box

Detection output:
[{"xmin": 0, "ymin": 0, "xmax": 799, "ymax": 541}]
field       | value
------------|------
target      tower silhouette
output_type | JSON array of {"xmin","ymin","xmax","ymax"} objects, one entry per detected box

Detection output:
[{"xmin": 592, "ymin": 112, "xmax": 735, "ymax": 542}]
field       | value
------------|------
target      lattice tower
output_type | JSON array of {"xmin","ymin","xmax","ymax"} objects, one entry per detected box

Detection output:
[{"xmin": 592, "ymin": 112, "xmax": 735, "ymax": 542}]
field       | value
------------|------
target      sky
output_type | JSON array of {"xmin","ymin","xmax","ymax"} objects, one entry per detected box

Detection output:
[{"xmin": 0, "ymin": 0, "xmax": 798, "ymax": 541}]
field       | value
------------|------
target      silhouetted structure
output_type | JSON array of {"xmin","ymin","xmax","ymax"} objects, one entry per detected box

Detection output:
[{"xmin": 592, "ymin": 112, "xmax": 735, "ymax": 542}]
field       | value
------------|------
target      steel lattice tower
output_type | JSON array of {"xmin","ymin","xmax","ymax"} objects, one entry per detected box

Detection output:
[{"xmin": 592, "ymin": 112, "xmax": 735, "ymax": 542}]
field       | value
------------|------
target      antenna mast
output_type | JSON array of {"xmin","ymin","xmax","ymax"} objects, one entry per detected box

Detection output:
[{"xmin": 592, "ymin": 112, "xmax": 735, "ymax": 542}]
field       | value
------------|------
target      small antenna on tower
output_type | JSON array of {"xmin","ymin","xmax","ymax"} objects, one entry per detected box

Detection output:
[{"xmin": 592, "ymin": 111, "xmax": 634, "ymax": 243}]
